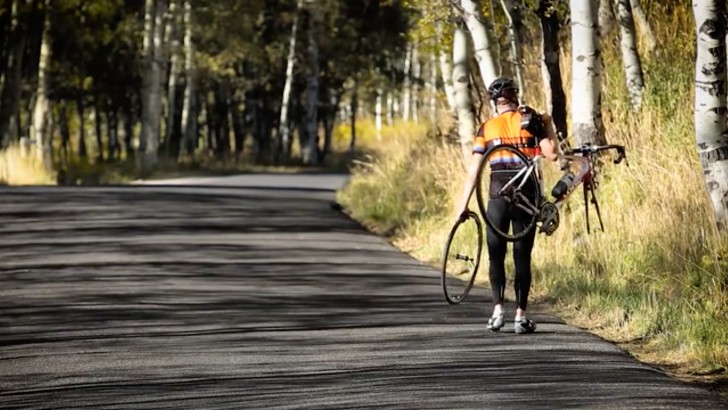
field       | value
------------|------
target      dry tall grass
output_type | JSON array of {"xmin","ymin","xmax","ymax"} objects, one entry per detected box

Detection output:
[
  {"xmin": 0, "ymin": 145, "xmax": 55, "ymax": 185},
  {"xmin": 339, "ymin": 2, "xmax": 728, "ymax": 379}
]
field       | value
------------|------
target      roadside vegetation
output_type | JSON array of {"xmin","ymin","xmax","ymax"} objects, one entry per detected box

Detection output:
[{"xmin": 338, "ymin": 2, "xmax": 728, "ymax": 389}]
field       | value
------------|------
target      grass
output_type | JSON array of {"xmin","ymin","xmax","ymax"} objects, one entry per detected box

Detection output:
[
  {"xmin": 338, "ymin": 1, "xmax": 728, "ymax": 392},
  {"xmin": 0, "ymin": 116, "xmax": 379, "ymax": 186}
]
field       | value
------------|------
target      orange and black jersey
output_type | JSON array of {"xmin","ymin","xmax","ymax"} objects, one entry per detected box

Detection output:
[{"xmin": 473, "ymin": 110, "xmax": 544, "ymax": 166}]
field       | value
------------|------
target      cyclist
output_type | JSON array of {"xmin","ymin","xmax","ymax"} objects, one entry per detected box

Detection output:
[{"xmin": 455, "ymin": 77, "xmax": 558, "ymax": 334}]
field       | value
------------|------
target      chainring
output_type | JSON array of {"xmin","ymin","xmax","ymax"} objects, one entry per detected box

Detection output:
[{"xmin": 538, "ymin": 202, "xmax": 560, "ymax": 236}]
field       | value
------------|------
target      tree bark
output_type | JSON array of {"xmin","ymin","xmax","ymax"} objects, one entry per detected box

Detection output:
[
  {"xmin": 428, "ymin": 53, "xmax": 438, "ymax": 121},
  {"xmin": 179, "ymin": 0, "xmax": 197, "ymax": 158},
  {"xmin": 278, "ymin": 0, "xmax": 303, "ymax": 161},
  {"xmin": 164, "ymin": 0, "xmax": 182, "ymax": 156},
  {"xmin": 436, "ymin": 23, "xmax": 458, "ymax": 118},
  {"xmin": 59, "ymin": 102, "xmax": 71, "ymax": 167},
  {"xmin": 94, "ymin": 101, "xmax": 104, "ymax": 162},
  {"xmin": 77, "ymin": 95, "xmax": 87, "ymax": 158},
  {"xmin": 231, "ymin": 89, "xmax": 245, "ymax": 156},
  {"xmin": 459, "ymin": 0, "xmax": 499, "ymax": 88},
  {"xmin": 123, "ymin": 107, "xmax": 134, "ymax": 159},
  {"xmin": 402, "ymin": 43, "xmax": 412, "ymax": 122},
  {"xmin": 302, "ymin": 9, "xmax": 320, "ymax": 165},
  {"xmin": 630, "ymin": 0, "xmax": 657, "ymax": 53},
  {"xmin": 537, "ymin": 0, "xmax": 568, "ymax": 144},
  {"xmin": 107, "ymin": 109, "xmax": 119, "ymax": 161},
  {"xmin": 500, "ymin": 0, "xmax": 525, "ymax": 100},
  {"xmin": 411, "ymin": 46, "xmax": 421, "ymax": 123},
  {"xmin": 452, "ymin": 23, "xmax": 476, "ymax": 161},
  {"xmin": 616, "ymin": 0, "xmax": 645, "ymax": 111},
  {"xmin": 693, "ymin": 0, "xmax": 728, "ymax": 230},
  {"xmin": 30, "ymin": 0, "xmax": 52, "ymax": 170},
  {"xmin": 140, "ymin": 0, "xmax": 166, "ymax": 170},
  {"xmin": 348, "ymin": 78, "xmax": 359, "ymax": 156},
  {"xmin": 570, "ymin": 0, "xmax": 606, "ymax": 146},
  {"xmin": 0, "ymin": 0, "xmax": 29, "ymax": 147}
]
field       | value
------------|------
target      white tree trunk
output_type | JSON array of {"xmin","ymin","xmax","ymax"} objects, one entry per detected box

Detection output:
[
  {"xmin": 30, "ymin": 0, "xmax": 52, "ymax": 168},
  {"xmin": 436, "ymin": 23, "xmax": 458, "ymax": 118},
  {"xmin": 452, "ymin": 25, "xmax": 476, "ymax": 161},
  {"xmin": 411, "ymin": 46, "xmax": 421, "ymax": 123},
  {"xmin": 460, "ymin": 0, "xmax": 499, "ymax": 88},
  {"xmin": 499, "ymin": 0, "xmax": 525, "ymax": 101},
  {"xmin": 693, "ymin": 0, "xmax": 728, "ymax": 230},
  {"xmin": 302, "ymin": 11, "xmax": 319, "ymax": 165},
  {"xmin": 165, "ymin": 0, "xmax": 181, "ymax": 153},
  {"xmin": 139, "ymin": 0, "xmax": 155, "ymax": 160},
  {"xmin": 278, "ymin": 0, "xmax": 303, "ymax": 159},
  {"xmin": 402, "ymin": 44, "xmax": 412, "ymax": 121},
  {"xmin": 570, "ymin": 0, "xmax": 606, "ymax": 146},
  {"xmin": 428, "ymin": 53, "xmax": 437, "ymax": 121},
  {"xmin": 179, "ymin": 0, "xmax": 196, "ymax": 157},
  {"xmin": 630, "ymin": 0, "xmax": 657, "ymax": 53},
  {"xmin": 144, "ymin": 0, "xmax": 167, "ymax": 168},
  {"xmin": 375, "ymin": 88, "xmax": 382, "ymax": 140},
  {"xmin": 615, "ymin": 0, "xmax": 644, "ymax": 111},
  {"xmin": 386, "ymin": 91, "xmax": 394, "ymax": 125}
]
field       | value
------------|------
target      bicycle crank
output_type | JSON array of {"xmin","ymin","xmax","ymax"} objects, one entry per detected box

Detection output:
[{"xmin": 538, "ymin": 202, "xmax": 560, "ymax": 235}]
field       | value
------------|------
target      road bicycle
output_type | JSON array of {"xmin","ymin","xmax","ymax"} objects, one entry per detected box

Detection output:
[
  {"xmin": 440, "ymin": 142, "xmax": 626, "ymax": 304},
  {"xmin": 474, "ymin": 142, "xmax": 627, "ymax": 241}
]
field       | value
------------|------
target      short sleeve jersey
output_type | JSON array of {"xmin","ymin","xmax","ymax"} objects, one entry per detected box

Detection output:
[{"xmin": 473, "ymin": 110, "xmax": 543, "ymax": 166}]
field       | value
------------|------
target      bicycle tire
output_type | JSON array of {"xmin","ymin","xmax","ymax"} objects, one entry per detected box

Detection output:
[
  {"xmin": 475, "ymin": 144, "xmax": 540, "ymax": 242},
  {"xmin": 441, "ymin": 210, "xmax": 483, "ymax": 305}
]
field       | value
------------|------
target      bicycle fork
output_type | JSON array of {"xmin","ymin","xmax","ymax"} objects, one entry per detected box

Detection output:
[{"xmin": 583, "ymin": 182, "xmax": 605, "ymax": 234}]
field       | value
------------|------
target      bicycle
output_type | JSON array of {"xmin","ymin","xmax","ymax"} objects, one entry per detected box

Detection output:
[
  {"xmin": 439, "ymin": 141, "xmax": 627, "ymax": 304},
  {"xmin": 475, "ymin": 142, "xmax": 628, "ymax": 241}
]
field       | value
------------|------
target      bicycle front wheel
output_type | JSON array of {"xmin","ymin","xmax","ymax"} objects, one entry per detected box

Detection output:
[
  {"xmin": 475, "ymin": 144, "xmax": 540, "ymax": 242},
  {"xmin": 441, "ymin": 211, "xmax": 483, "ymax": 305}
]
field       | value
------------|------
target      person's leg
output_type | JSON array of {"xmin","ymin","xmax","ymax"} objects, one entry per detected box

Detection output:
[
  {"xmin": 512, "ymin": 211, "xmax": 537, "ymax": 333},
  {"xmin": 486, "ymin": 197, "xmax": 510, "ymax": 330}
]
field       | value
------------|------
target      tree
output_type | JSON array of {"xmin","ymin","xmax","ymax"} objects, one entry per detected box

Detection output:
[
  {"xmin": 277, "ymin": 0, "xmax": 303, "ymax": 161},
  {"xmin": 499, "ymin": 0, "xmax": 525, "ymax": 100},
  {"xmin": 615, "ymin": 0, "xmax": 644, "ymax": 111},
  {"xmin": 436, "ymin": 21, "xmax": 457, "ymax": 118},
  {"xmin": 179, "ymin": 0, "xmax": 196, "ymax": 158},
  {"xmin": 536, "ymin": 0, "xmax": 568, "ymax": 144},
  {"xmin": 452, "ymin": 21, "xmax": 476, "ymax": 161},
  {"xmin": 693, "ymin": 0, "xmax": 728, "ymax": 230},
  {"xmin": 31, "ymin": 0, "xmax": 53, "ymax": 169},
  {"xmin": 459, "ymin": 0, "xmax": 499, "ymax": 88},
  {"xmin": 570, "ymin": 0, "xmax": 606, "ymax": 146},
  {"xmin": 301, "ymin": 2, "xmax": 320, "ymax": 165}
]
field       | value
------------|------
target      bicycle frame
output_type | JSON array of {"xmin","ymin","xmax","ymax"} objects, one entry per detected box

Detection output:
[{"xmin": 492, "ymin": 143, "xmax": 627, "ymax": 235}]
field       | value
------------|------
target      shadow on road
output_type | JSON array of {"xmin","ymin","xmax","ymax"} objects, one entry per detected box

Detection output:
[{"xmin": 0, "ymin": 184, "xmax": 725, "ymax": 409}]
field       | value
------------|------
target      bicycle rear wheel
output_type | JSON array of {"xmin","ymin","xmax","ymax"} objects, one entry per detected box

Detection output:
[
  {"xmin": 475, "ymin": 144, "xmax": 541, "ymax": 242},
  {"xmin": 441, "ymin": 211, "xmax": 483, "ymax": 305}
]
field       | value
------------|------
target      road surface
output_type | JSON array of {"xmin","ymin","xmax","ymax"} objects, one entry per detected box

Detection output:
[{"xmin": 0, "ymin": 174, "xmax": 725, "ymax": 409}]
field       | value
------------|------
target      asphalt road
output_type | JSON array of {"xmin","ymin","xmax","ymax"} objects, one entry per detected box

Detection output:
[{"xmin": 0, "ymin": 174, "xmax": 725, "ymax": 409}]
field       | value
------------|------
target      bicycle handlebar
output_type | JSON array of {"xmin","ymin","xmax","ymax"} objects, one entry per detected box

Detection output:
[{"xmin": 563, "ymin": 144, "xmax": 627, "ymax": 165}]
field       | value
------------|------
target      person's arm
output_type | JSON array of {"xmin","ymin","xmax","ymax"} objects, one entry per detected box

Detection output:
[
  {"xmin": 539, "ymin": 113, "xmax": 558, "ymax": 162},
  {"xmin": 455, "ymin": 152, "xmax": 484, "ymax": 220}
]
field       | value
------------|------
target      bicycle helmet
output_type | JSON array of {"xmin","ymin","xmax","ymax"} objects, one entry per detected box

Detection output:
[{"xmin": 487, "ymin": 77, "xmax": 519, "ymax": 103}]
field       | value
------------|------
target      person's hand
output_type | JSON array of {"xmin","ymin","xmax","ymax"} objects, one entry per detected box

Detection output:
[{"xmin": 454, "ymin": 206, "xmax": 470, "ymax": 224}]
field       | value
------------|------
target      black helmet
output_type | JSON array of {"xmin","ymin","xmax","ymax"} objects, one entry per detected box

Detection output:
[{"xmin": 488, "ymin": 77, "xmax": 519, "ymax": 102}]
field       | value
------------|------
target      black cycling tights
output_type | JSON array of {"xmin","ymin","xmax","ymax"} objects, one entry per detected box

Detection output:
[{"xmin": 486, "ymin": 196, "xmax": 536, "ymax": 311}]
